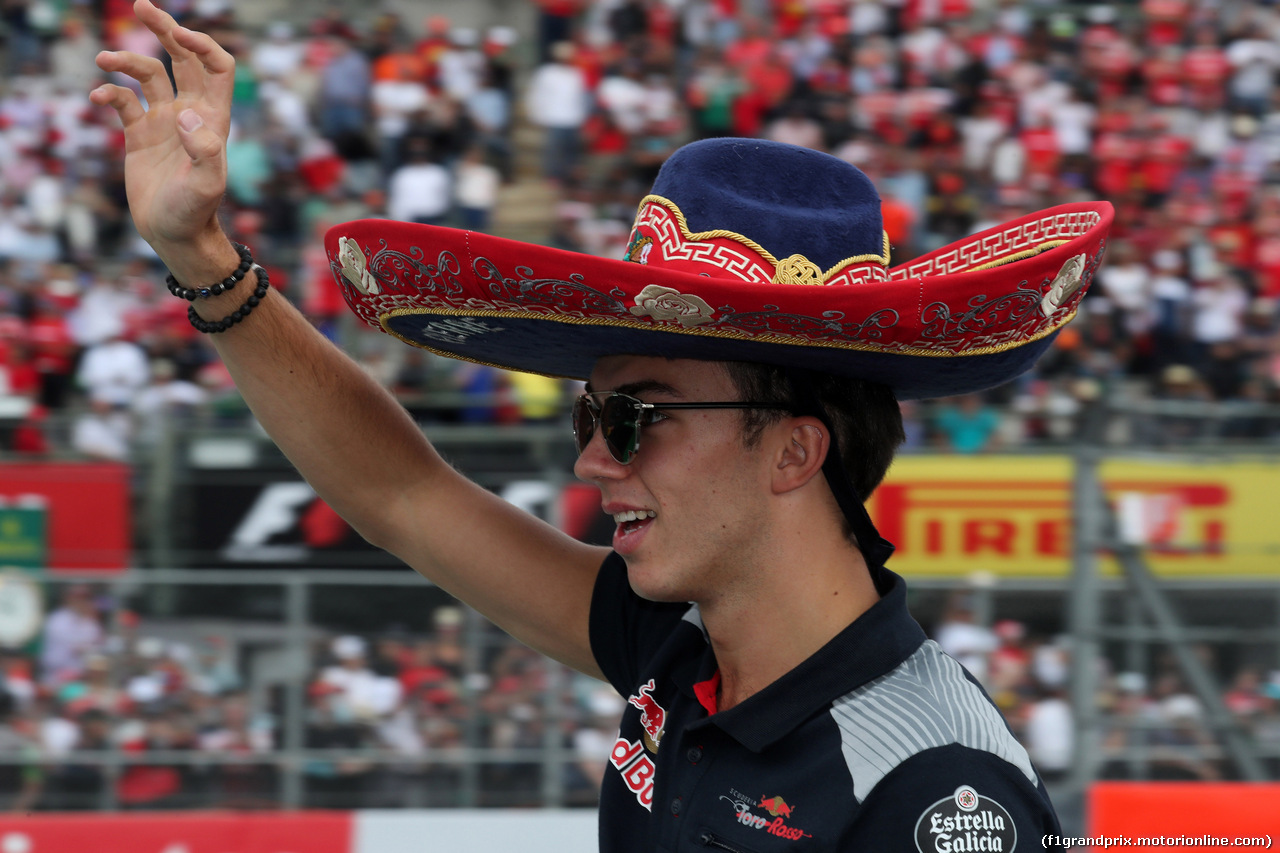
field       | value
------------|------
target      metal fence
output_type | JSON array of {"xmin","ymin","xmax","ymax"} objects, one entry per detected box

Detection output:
[{"xmin": 4, "ymin": 401, "xmax": 1280, "ymax": 821}]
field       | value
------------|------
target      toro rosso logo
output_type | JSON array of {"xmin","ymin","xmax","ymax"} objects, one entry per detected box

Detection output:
[
  {"xmin": 628, "ymin": 678, "xmax": 666, "ymax": 752},
  {"xmin": 719, "ymin": 791, "xmax": 811, "ymax": 841}
]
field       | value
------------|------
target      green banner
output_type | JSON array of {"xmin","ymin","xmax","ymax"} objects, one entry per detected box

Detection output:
[{"xmin": 0, "ymin": 500, "xmax": 48, "ymax": 570}]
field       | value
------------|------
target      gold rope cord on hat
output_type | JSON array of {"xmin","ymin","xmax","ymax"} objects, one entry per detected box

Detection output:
[
  {"xmin": 376, "ymin": 299, "xmax": 1080, "ymax": 368},
  {"xmin": 636, "ymin": 195, "xmax": 892, "ymax": 285}
]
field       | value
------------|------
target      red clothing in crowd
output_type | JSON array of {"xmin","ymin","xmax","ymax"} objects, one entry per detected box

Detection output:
[
  {"xmin": 1184, "ymin": 42, "xmax": 1230, "ymax": 105},
  {"xmin": 1141, "ymin": 0, "xmax": 1190, "ymax": 48},
  {"xmin": 1093, "ymin": 131, "xmax": 1142, "ymax": 197},
  {"xmin": 1093, "ymin": 39, "xmax": 1140, "ymax": 99},
  {"xmin": 1140, "ymin": 132, "xmax": 1191, "ymax": 195},
  {"xmin": 1021, "ymin": 125, "xmax": 1060, "ymax": 179},
  {"xmin": 724, "ymin": 32, "xmax": 773, "ymax": 70},
  {"xmin": 26, "ymin": 314, "xmax": 75, "ymax": 380},
  {"xmin": 1254, "ymin": 230, "xmax": 1280, "ymax": 297},
  {"xmin": 1207, "ymin": 220, "xmax": 1256, "ymax": 270},
  {"xmin": 1143, "ymin": 51, "xmax": 1186, "ymax": 107}
]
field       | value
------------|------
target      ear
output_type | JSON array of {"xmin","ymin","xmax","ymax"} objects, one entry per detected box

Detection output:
[{"xmin": 771, "ymin": 417, "xmax": 829, "ymax": 496}]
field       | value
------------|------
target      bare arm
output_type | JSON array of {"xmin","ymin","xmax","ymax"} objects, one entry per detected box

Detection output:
[{"xmin": 91, "ymin": 0, "xmax": 609, "ymax": 678}]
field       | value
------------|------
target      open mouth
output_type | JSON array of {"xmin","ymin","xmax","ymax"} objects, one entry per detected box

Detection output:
[{"xmin": 612, "ymin": 509, "xmax": 656, "ymax": 535}]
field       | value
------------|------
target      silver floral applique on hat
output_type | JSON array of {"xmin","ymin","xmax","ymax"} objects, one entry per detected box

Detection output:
[
  {"xmin": 630, "ymin": 285, "xmax": 716, "ymax": 327},
  {"xmin": 338, "ymin": 236, "xmax": 381, "ymax": 296},
  {"xmin": 1040, "ymin": 253, "xmax": 1087, "ymax": 317}
]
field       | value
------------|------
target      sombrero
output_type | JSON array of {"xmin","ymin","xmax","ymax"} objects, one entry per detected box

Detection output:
[{"xmin": 324, "ymin": 139, "xmax": 1111, "ymax": 401}]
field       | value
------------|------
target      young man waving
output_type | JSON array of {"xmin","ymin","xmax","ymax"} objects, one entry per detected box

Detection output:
[{"xmin": 93, "ymin": 3, "xmax": 1112, "ymax": 848}]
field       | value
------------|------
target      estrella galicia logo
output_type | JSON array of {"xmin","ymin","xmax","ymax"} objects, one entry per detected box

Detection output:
[{"xmin": 914, "ymin": 786, "xmax": 1016, "ymax": 852}]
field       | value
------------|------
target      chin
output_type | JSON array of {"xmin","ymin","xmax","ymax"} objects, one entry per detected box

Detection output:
[{"xmin": 623, "ymin": 558, "xmax": 695, "ymax": 604}]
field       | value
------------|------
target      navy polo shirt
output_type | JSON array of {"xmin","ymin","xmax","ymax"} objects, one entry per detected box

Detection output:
[{"xmin": 589, "ymin": 552, "xmax": 1060, "ymax": 852}]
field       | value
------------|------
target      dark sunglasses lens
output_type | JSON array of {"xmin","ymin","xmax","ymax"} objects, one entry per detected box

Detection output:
[
  {"xmin": 571, "ymin": 396, "xmax": 595, "ymax": 455},
  {"xmin": 600, "ymin": 396, "xmax": 640, "ymax": 464}
]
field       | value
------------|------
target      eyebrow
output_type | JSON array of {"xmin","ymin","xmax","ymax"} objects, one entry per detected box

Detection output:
[{"xmin": 583, "ymin": 379, "xmax": 681, "ymax": 398}]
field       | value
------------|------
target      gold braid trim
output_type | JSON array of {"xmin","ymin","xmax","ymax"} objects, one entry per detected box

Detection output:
[
  {"xmin": 637, "ymin": 195, "xmax": 891, "ymax": 284},
  {"xmin": 377, "ymin": 302, "xmax": 1078, "ymax": 376}
]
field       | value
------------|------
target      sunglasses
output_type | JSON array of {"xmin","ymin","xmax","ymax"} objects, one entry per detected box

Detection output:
[{"xmin": 572, "ymin": 391, "xmax": 789, "ymax": 465}]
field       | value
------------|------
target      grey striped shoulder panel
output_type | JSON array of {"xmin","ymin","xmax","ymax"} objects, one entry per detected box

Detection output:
[
  {"xmin": 829, "ymin": 640, "xmax": 1037, "ymax": 803},
  {"xmin": 682, "ymin": 603, "xmax": 711, "ymax": 642}
]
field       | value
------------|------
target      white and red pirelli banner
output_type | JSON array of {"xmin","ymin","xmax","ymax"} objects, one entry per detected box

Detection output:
[
  {"xmin": 870, "ymin": 456, "xmax": 1280, "ymax": 578},
  {"xmin": 0, "ymin": 810, "xmax": 598, "ymax": 853}
]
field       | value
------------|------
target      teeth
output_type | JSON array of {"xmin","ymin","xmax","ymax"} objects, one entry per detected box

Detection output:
[{"xmin": 612, "ymin": 510, "xmax": 657, "ymax": 524}]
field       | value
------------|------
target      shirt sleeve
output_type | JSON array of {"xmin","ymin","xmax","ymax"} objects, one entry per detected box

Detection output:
[
  {"xmin": 588, "ymin": 551, "xmax": 691, "ymax": 697},
  {"xmin": 844, "ymin": 744, "xmax": 1061, "ymax": 853}
]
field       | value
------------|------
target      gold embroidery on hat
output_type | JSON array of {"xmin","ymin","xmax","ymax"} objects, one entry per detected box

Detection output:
[
  {"xmin": 636, "ymin": 195, "xmax": 891, "ymax": 283},
  {"xmin": 773, "ymin": 255, "xmax": 825, "ymax": 286}
]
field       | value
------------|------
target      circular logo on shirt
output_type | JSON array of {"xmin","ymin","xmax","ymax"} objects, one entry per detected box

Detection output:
[{"xmin": 914, "ymin": 787, "xmax": 1017, "ymax": 853}]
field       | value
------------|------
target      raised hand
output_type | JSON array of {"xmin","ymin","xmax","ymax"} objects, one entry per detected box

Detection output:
[{"xmin": 90, "ymin": 0, "xmax": 234, "ymax": 255}]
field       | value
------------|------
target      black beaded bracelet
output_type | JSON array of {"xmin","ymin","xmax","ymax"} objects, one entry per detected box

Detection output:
[
  {"xmin": 166, "ymin": 242, "xmax": 254, "ymax": 301},
  {"xmin": 187, "ymin": 265, "xmax": 270, "ymax": 334}
]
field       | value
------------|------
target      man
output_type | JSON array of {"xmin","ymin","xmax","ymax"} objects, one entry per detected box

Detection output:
[{"xmin": 92, "ymin": 3, "xmax": 1113, "ymax": 849}]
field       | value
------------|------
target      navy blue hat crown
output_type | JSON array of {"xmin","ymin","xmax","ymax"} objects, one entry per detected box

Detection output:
[{"xmin": 649, "ymin": 139, "xmax": 885, "ymax": 272}]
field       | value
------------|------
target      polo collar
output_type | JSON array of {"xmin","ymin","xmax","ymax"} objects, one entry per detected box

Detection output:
[{"xmin": 677, "ymin": 568, "xmax": 926, "ymax": 753}]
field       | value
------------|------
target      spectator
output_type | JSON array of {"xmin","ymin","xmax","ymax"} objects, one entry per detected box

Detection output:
[
  {"xmin": 370, "ymin": 33, "xmax": 431, "ymax": 176},
  {"xmin": 524, "ymin": 41, "xmax": 589, "ymax": 184},
  {"xmin": 933, "ymin": 591, "xmax": 997, "ymax": 685},
  {"xmin": 934, "ymin": 393, "xmax": 1002, "ymax": 454},
  {"xmin": 1024, "ymin": 685, "xmax": 1074, "ymax": 784},
  {"xmin": 454, "ymin": 145, "xmax": 501, "ymax": 232},
  {"xmin": 76, "ymin": 327, "xmax": 149, "ymax": 409},
  {"xmin": 387, "ymin": 138, "xmax": 451, "ymax": 226},
  {"xmin": 131, "ymin": 357, "xmax": 208, "ymax": 446},
  {"xmin": 0, "ymin": 690, "xmax": 41, "ymax": 812},
  {"xmin": 40, "ymin": 585, "xmax": 104, "ymax": 688},
  {"xmin": 317, "ymin": 36, "xmax": 371, "ymax": 142}
]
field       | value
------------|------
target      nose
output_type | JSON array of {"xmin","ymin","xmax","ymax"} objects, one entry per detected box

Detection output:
[{"xmin": 572, "ymin": 424, "xmax": 630, "ymax": 483}]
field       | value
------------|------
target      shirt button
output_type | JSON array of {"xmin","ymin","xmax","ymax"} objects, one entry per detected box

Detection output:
[
  {"xmin": 670, "ymin": 797, "xmax": 683, "ymax": 816},
  {"xmin": 686, "ymin": 747, "xmax": 702, "ymax": 763}
]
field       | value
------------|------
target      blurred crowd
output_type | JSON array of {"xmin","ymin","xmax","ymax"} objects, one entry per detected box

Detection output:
[
  {"xmin": 2, "ymin": 580, "xmax": 1277, "ymax": 812},
  {"xmin": 0, "ymin": 584, "xmax": 628, "ymax": 810},
  {"xmin": 931, "ymin": 589, "xmax": 1280, "ymax": 784},
  {"xmin": 1, "ymin": 0, "xmax": 1280, "ymax": 460}
]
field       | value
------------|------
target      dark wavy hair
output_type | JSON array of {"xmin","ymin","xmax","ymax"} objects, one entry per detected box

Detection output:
[{"xmin": 723, "ymin": 362, "xmax": 905, "ymax": 503}]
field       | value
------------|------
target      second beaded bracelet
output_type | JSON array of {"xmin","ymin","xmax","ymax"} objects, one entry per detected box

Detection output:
[{"xmin": 187, "ymin": 264, "xmax": 271, "ymax": 334}]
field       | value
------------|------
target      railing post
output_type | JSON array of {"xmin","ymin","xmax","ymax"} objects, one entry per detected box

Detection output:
[
  {"xmin": 281, "ymin": 574, "xmax": 309, "ymax": 808},
  {"xmin": 540, "ymin": 661, "xmax": 566, "ymax": 807},
  {"xmin": 1067, "ymin": 445, "xmax": 1103, "ymax": 793},
  {"xmin": 460, "ymin": 604, "xmax": 484, "ymax": 807}
]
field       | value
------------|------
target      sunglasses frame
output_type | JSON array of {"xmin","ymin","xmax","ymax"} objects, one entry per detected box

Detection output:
[{"xmin": 573, "ymin": 391, "xmax": 790, "ymax": 465}]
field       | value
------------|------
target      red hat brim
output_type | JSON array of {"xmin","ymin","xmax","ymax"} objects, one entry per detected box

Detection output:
[{"xmin": 324, "ymin": 201, "xmax": 1112, "ymax": 400}]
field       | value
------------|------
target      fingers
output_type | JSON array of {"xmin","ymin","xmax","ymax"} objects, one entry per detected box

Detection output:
[
  {"xmin": 133, "ymin": 0, "xmax": 234, "ymax": 105},
  {"xmin": 96, "ymin": 49, "xmax": 174, "ymax": 108},
  {"xmin": 172, "ymin": 24, "xmax": 236, "ymax": 108},
  {"xmin": 89, "ymin": 82, "xmax": 146, "ymax": 128}
]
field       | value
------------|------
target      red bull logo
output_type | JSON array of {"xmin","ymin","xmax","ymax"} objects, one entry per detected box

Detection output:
[
  {"xmin": 760, "ymin": 795, "xmax": 794, "ymax": 818},
  {"xmin": 628, "ymin": 678, "xmax": 666, "ymax": 752}
]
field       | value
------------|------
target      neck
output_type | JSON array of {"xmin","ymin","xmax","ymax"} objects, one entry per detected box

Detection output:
[{"xmin": 700, "ymin": 538, "xmax": 880, "ymax": 712}]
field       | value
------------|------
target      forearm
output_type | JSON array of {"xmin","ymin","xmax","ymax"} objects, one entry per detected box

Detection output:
[{"xmin": 172, "ymin": 236, "xmax": 443, "ymax": 546}]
